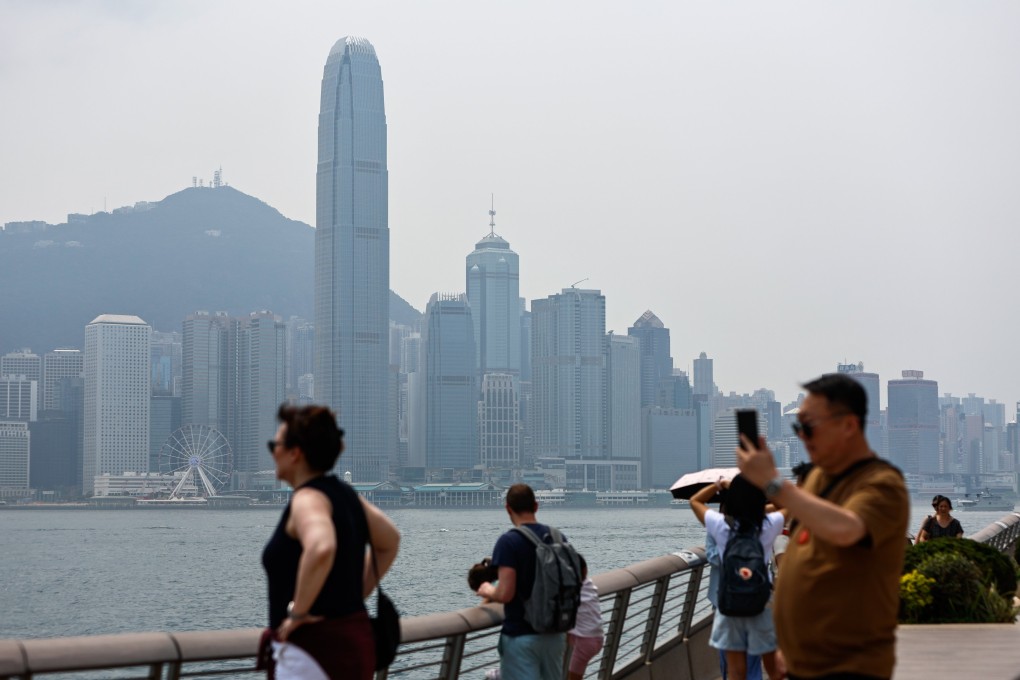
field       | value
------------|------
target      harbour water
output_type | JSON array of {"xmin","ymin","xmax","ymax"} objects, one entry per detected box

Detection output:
[{"xmin": 0, "ymin": 502, "xmax": 1011, "ymax": 640}]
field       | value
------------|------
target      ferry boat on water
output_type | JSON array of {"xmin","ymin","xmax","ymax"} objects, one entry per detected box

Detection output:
[{"xmin": 956, "ymin": 489, "xmax": 1016, "ymax": 512}]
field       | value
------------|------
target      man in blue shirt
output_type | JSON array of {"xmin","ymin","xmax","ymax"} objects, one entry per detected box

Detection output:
[{"xmin": 477, "ymin": 483, "xmax": 567, "ymax": 680}]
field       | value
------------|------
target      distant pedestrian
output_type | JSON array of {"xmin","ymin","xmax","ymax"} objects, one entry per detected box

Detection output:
[{"xmin": 915, "ymin": 495, "xmax": 963, "ymax": 543}]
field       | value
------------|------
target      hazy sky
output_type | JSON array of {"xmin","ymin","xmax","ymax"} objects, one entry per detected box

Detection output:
[{"xmin": 3, "ymin": 1, "xmax": 1020, "ymax": 409}]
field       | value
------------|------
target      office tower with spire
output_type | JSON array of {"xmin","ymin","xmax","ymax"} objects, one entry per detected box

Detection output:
[
  {"xmin": 314, "ymin": 36, "xmax": 390, "ymax": 482},
  {"xmin": 466, "ymin": 200, "xmax": 521, "ymax": 383},
  {"xmin": 83, "ymin": 315, "xmax": 151, "ymax": 495}
]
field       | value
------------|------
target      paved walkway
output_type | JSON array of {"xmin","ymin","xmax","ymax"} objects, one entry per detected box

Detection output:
[{"xmin": 894, "ymin": 623, "xmax": 1020, "ymax": 680}]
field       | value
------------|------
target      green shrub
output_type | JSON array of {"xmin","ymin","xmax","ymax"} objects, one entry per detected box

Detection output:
[
  {"xmin": 899, "ymin": 570, "xmax": 935, "ymax": 623},
  {"xmin": 900, "ymin": 551, "xmax": 1018, "ymax": 624},
  {"xmin": 904, "ymin": 538, "xmax": 1017, "ymax": 598}
]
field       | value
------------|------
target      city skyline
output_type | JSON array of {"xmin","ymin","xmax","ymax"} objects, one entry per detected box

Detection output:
[{"xmin": 3, "ymin": 3, "xmax": 1020, "ymax": 409}]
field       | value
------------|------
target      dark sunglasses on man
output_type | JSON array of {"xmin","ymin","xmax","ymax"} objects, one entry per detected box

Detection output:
[{"xmin": 791, "ymin": 412, "xmax": 848, "ymax": 439}]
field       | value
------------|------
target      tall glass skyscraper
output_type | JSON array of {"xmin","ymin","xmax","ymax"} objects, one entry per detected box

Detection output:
[
  {"xmin": 314, "ymin": 36, "xmax": 390, "ymax": 482},
  {"xmin": 466, "ymin": 204, "xmax": 521, "ymax": 383}
]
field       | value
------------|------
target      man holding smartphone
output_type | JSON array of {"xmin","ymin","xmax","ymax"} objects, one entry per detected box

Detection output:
[{"xmin": 736, "ymin": 374, "xmax": 909, "ymax": 680}]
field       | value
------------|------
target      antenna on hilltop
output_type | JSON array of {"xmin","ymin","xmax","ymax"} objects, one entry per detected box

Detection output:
[
  {"xmin": 570, "ymin": 277, "xmax": 589, "ymax": 288},
  {"xmin": 488, "ymin": 194, "xmax": 496, "ymax": 237}
]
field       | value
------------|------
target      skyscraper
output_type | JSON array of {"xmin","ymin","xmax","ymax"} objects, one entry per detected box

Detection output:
[
  {"xmin": 1, "ymin": 349, "xmax": 41, "ymax": 384},
  {"xmin": 83, "ymin": 315, "xmax": 151, "ymax": 495},
  {"xmin": 836, "ymin": 361, "xmax": 883, "ymax": 454},
  {"xmin": 531, "ymin": 288, "xmax": 606, "ymax": 461},
  {"xmin": 888, "ymin": 370, "xmax": 939, "ymax": 475},
  {"xmin": 606, "ymin": 333, "xmax": 641, "ymax": 460},
  {"xmin": 314, "ymin": 36, "xmax": 390, "ymax": 482},
  {"xmin": 42, "ymin": 349, "xmax": 83, "ymax": 411},
  {"xmin": 627, "ymin": 311, "xmax": 672, "ymax": 408},
  {"xmin": 466, "ymin": 202, "xmax": 521, "ymax": 383},
  {"xmin": 693, "ymin": 352, "xmax": 714, "ymax": 398},
  {"xmin": 418, "ymin": 294, "xmax": 477, "ymax": 470}
]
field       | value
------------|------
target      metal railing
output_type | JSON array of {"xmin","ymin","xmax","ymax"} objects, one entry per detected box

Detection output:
[
  {"xmin": 3, "ymin": 510, "xmax": 1018, "ymax": 680},
  {"xmin": 0, "ymin": 548, "xmax": 718, "ymax": 680}
]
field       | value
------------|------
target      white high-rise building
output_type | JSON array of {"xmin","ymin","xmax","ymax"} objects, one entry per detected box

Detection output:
[
  {"xmin": 84, "ymin": 315, "xmax": 151, "ymax": 495},
  {"xmin": 479, "ymin": 373, "xmax": 520, "ymax": 470},
  {"xmin": 43, "ymin": 349, "xmax": 83, "ymax": 411},
  {"xmin": 0, "ymin": 421, "xmax": 30, "ymax": 492},
  {"xmin": 1, "ymin": 349, "xmax": 41, "ymax": 383},
  {"xmin": 0, "ymin": 376, "xmax": 38, "ymax": 422},
  {"xmin": 606, "ymin": 333, "xmax": 641, "ymax": 460}
]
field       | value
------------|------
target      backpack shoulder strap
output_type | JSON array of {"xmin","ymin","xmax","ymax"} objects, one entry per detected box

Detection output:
[{"xmin": 512, "ymin": 524, "xmax": 543, "ymax": 546}]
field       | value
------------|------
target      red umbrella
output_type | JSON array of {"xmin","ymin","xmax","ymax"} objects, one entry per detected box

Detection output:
[{"xmin": 669, "ymin": 467, "xmax": 739, "ymax": 500}]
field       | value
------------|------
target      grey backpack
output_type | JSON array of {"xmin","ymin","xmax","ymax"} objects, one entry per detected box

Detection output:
[{"xmin": 512, "ymin": 525, "xmax": 583, "ymax": 633}]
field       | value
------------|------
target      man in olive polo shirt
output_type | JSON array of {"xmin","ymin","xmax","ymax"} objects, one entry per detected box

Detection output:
[{"xmin": 737, "ymin": 374, "xmax": 909, "ymax": 680}]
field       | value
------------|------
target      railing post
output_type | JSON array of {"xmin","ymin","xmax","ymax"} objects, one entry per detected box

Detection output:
[
  {"xmin": 639, "ymin": 575, "xmax": 671, "ymax": 665},
  {"xmin": 679, "ymin": 563, "xmax": 704, "ymax": 640},
  {"xmin": 438, "ymin": 633, "xmax": 466, "ymax": 680},
  {"xmin": 597, "ymin": 588, "xmax": 631, "ymax": 680}
]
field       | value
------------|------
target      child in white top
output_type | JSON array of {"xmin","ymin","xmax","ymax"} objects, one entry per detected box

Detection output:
[{"xmin": 567, "ymin": 555, "xmax": 604, "ymax": 680}]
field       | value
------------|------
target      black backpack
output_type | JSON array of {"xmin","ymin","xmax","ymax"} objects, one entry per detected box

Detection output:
[
  {"xmin": 512, "ymin": 525, "xmax": 583, "ymax": 633},
  {"xmin": 717, "ymin": 517, "xmax": 771, "ymax": 617}
]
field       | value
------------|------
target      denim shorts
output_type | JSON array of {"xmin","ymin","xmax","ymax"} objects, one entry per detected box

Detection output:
[
  {"xmin": 497, "ymin": 631, "xmax": 566, "ymax": 680},
  {"xmin": 709, "ymin": 608, "xmax": 777, "ymax": 656}
]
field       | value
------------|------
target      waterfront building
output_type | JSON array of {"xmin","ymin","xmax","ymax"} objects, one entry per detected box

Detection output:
[
  {"xmin": 42, "ymin": 349, "xmax": 83, "ymax": 411},
  {"xmin": 606, "ymin": 333, "xmax": 641, "ymax": 461},
  {"xmin": 0, "ymin": 421, "xmax": 30, "ymax": 495},
  {"xmin": 466, "ymin": 202, "xmax": 521, "ymax": 384},
  {"xmin": 888, "ymin": 370, "xmax": 940, "ymax": 475},
  {"xmin": 531, "ymin": 288, "xmax": 607, "ymax": 464},
  {"xmin": 712, "ymin": 408, "xmax": 765, "ymax": 467},
  {"xmin": 29, "ymin": 411, "xmax": 78, "ymax": 493},
  {"xmin": 627, "ymin": 311, "xmax": 673, "ymax": 408},
  {"xmin": 150, "ymin": 395, "xmax": 182, "ymax": 474},
  {"xmin": 1, "ymin": 349, "xmax": 41, "ymax": 384},
  {"xmin": 0, "ymin": 376, "xmax": 38, "ymax": 422},
  {"xmin": 642, "ymin": 407, "xmax": 698, "ymax": 489},
  {"xmin": 479, "ymin": 373, "xmax": 520, "ymax": 470},
  {"xmin": 233, "ymin": 312, "xmax": 287, "ymax": 476},
  {"xmin": 83, "ymin": 315, "xmax": 151, "ymax": 496},
  {"xmin": 314, "ymin": 36, "xmax": 390, "ymax": 483},
  {"xmin": 418, "ymin": 294, "xmax": 477, "ymax": 470}
]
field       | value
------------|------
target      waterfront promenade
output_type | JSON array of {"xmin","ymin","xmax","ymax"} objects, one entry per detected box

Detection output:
[{"xmin": 1, "ymin": 512, "xmax": 1019, "ymax": 679}]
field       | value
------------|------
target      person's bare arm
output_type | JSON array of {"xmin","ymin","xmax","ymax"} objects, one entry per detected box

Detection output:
[
  {"xmin": 689, "ymin": 481, "xmax": 725, "ymax": 526},
  {"xmin": 736, "ymin": 435, "xmax": 867, "ymax": 547},
  {"xmin": 361, "ymin": 497, "xmax": 401, "ymax": 597},
  {"xmin": 477, "ymin": 566, "xmax": 516, "ymax": 603},
  {"xmin": 279, "ymin": 488, "xmax": 336, "ymax": 639}
]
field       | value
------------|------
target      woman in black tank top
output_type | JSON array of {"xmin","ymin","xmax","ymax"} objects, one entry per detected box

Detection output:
[
  {"xmin": 261, "ymin": 405, "xmax": 400, "ymax": 679},
  {"xmin": 915, "ymin": 495, "xmax": 963, "ymax": 543}
]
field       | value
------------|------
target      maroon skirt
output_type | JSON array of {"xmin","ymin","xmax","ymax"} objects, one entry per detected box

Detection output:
[{"xmin": 260, "ymin": 610, "xmax": 375, "ymax": 680}]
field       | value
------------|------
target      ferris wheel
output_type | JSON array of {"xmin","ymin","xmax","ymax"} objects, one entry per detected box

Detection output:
[{"xmin": 159, "ymin": 425, "xmax": 233, "ymax": 498}]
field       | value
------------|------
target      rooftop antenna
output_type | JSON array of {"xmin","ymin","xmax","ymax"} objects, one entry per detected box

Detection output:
[
  {"xmin": 488, "ymin": 194, "xmax": 496, "ymax": 237},
  {"xmin": 570, "ymin": 277, "xmax": 589, "ymax": 288}
]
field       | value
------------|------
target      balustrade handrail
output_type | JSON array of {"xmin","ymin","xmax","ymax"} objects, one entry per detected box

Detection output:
[{"xmin": 3, "ymin": 510, "xmax": 1019, "ymax": 680}]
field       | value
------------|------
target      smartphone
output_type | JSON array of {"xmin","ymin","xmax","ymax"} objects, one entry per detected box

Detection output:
[{"xmin": 736, "ymin": 409, "xmax": 759, "ymax": 451}]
